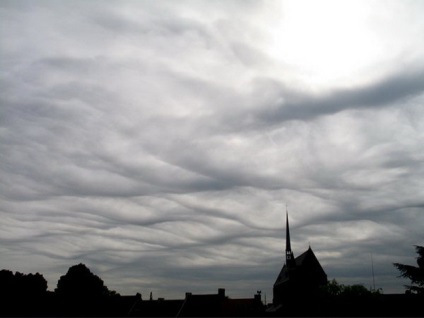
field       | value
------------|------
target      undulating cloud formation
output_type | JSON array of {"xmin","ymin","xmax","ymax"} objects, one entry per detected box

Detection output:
[{"xmin": 1, "ymin": 0, "xmax": 423, "ymax": 300}]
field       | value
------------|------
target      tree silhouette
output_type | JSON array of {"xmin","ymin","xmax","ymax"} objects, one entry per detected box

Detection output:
[
  {"xmin": 0, "ymin": 269, "xmax": 15, "ymax": 296},
  {"xmin": 320, "ymin": 278, "xmax": 343, "ymax": 296},
  {"xmin": 0, "ymin": 269, "xmax": 47, "ymax": 297},
  {"xmin": 393, "ymin": 245, "xmax": 424, "ymax": 294},
  {"xmin": 55, "ymin": 263, "xmax": 110, "ymax": 298},
  {"xmin": 320, "ymin": 279, "xmax": 380, "ymax": 297}
]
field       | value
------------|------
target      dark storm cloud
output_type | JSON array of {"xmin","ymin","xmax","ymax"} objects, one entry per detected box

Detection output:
[{"xmin": 227, "ymin": 69, "xmax": 424, "ymax": 129}]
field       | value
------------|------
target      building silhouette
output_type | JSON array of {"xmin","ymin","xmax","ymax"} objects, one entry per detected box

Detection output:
[
  {"xmin": 272, "ymin": 212, "xmax": 327, "ymax": 306},
  {"xmin": 128, "ymin": 288, "xmax": 264, "ymax": 317}
]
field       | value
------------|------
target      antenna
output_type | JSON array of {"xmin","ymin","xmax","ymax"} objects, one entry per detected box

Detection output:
[{"xmin": 370, "ymin": 253, "xmax": 376, "ymax": 291}]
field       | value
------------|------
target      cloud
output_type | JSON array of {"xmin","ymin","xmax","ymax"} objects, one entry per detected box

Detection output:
[
  {"xmin": 225, "ymin": 69, "xmax": 424, "ymax": 130},
  {"xmin": 1, "ymin": 0, "xmax": 423, "ymax": 300}
]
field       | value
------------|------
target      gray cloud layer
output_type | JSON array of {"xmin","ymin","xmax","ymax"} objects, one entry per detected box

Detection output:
[{"xmin": 1, "ymin": 0, "xmax": 423, "ymax": 299}]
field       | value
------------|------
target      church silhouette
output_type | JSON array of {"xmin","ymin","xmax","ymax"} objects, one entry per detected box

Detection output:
[{"xmin": 272, "ymin": 212, "xmax": 327, "ymax": 307}]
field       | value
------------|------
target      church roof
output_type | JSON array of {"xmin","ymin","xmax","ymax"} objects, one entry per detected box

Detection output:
[
  {"xmin": 274, "ymin": 246, "xmax": 326, "ymax": 286},
  {"xmin": 295, "ymin": 246, "xmax": 318, "ymax": 266}
]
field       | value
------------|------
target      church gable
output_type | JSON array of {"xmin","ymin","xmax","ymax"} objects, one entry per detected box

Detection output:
[
  {"xmin": 296, "ymin": 247, "xmax": 327, "ymax": 276},
  {"xmin": 293, "ymin": 247, "xmax": 328, "ymax": 287}
]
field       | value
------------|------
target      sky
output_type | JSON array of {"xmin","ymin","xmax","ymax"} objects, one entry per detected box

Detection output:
[{"xmin": 1, "ymin": 0, "xmax": 423, "ymax": 301}]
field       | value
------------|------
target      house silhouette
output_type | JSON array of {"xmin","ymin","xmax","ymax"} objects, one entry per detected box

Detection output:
[{"xmin": 128, "ymin": 289, "xmax": 263, "ymax": 317}]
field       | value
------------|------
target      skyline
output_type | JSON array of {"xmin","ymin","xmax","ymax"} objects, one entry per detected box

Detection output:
[{"xmin": 1, "ymin": 0, "xmax": 423, "ymax": 300}]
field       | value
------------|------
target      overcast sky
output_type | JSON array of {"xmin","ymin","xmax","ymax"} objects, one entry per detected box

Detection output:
[{"xmin": 1, "ymin": 0, "xmax": 424, "ymax": 300}]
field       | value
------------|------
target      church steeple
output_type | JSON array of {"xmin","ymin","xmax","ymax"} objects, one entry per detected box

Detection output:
[
  {"xmin": 273, "ymin": 208, "xmax": 328, "ymax": 306},
  {"xmin": 285, "ymin": 211, "xmax": 295, "ymax": 268}
]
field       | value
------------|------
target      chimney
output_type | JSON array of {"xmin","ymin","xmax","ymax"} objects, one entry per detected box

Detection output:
[
  {"xmin": 185, "ymin": 292, "xmax": 192, "ymax": 299},
  {"xmin": 218, "ymin": 288, "xmax": 225, "ymax": 298}
]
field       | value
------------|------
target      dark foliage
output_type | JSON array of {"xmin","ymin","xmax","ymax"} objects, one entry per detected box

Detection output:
[
  {"xmin": 55, "ymin": 263, "xmax": 111, "ymax": 298},
  {"xmin": 0, "ymin": 269, "xmax": 47, "ymax": 297},
  {"xmin": 319, "ymin": 279, "xmax": 381, "ymax": 297},
  {"xmin": 393, "ymin": 245, "xmax": 424, "ymax": 294},
  {"xmin": 0, "ymin": 269, "xmax": 49, "ymax": 316}
]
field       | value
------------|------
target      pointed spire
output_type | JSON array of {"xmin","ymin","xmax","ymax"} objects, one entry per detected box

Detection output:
[
  {"xmin": 286, "ymin": 210, "xmax": 291, "ymax": 252},
  {"xmin": 285, "ymin": 208, "xmax": 295, "ymax": 267}
]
